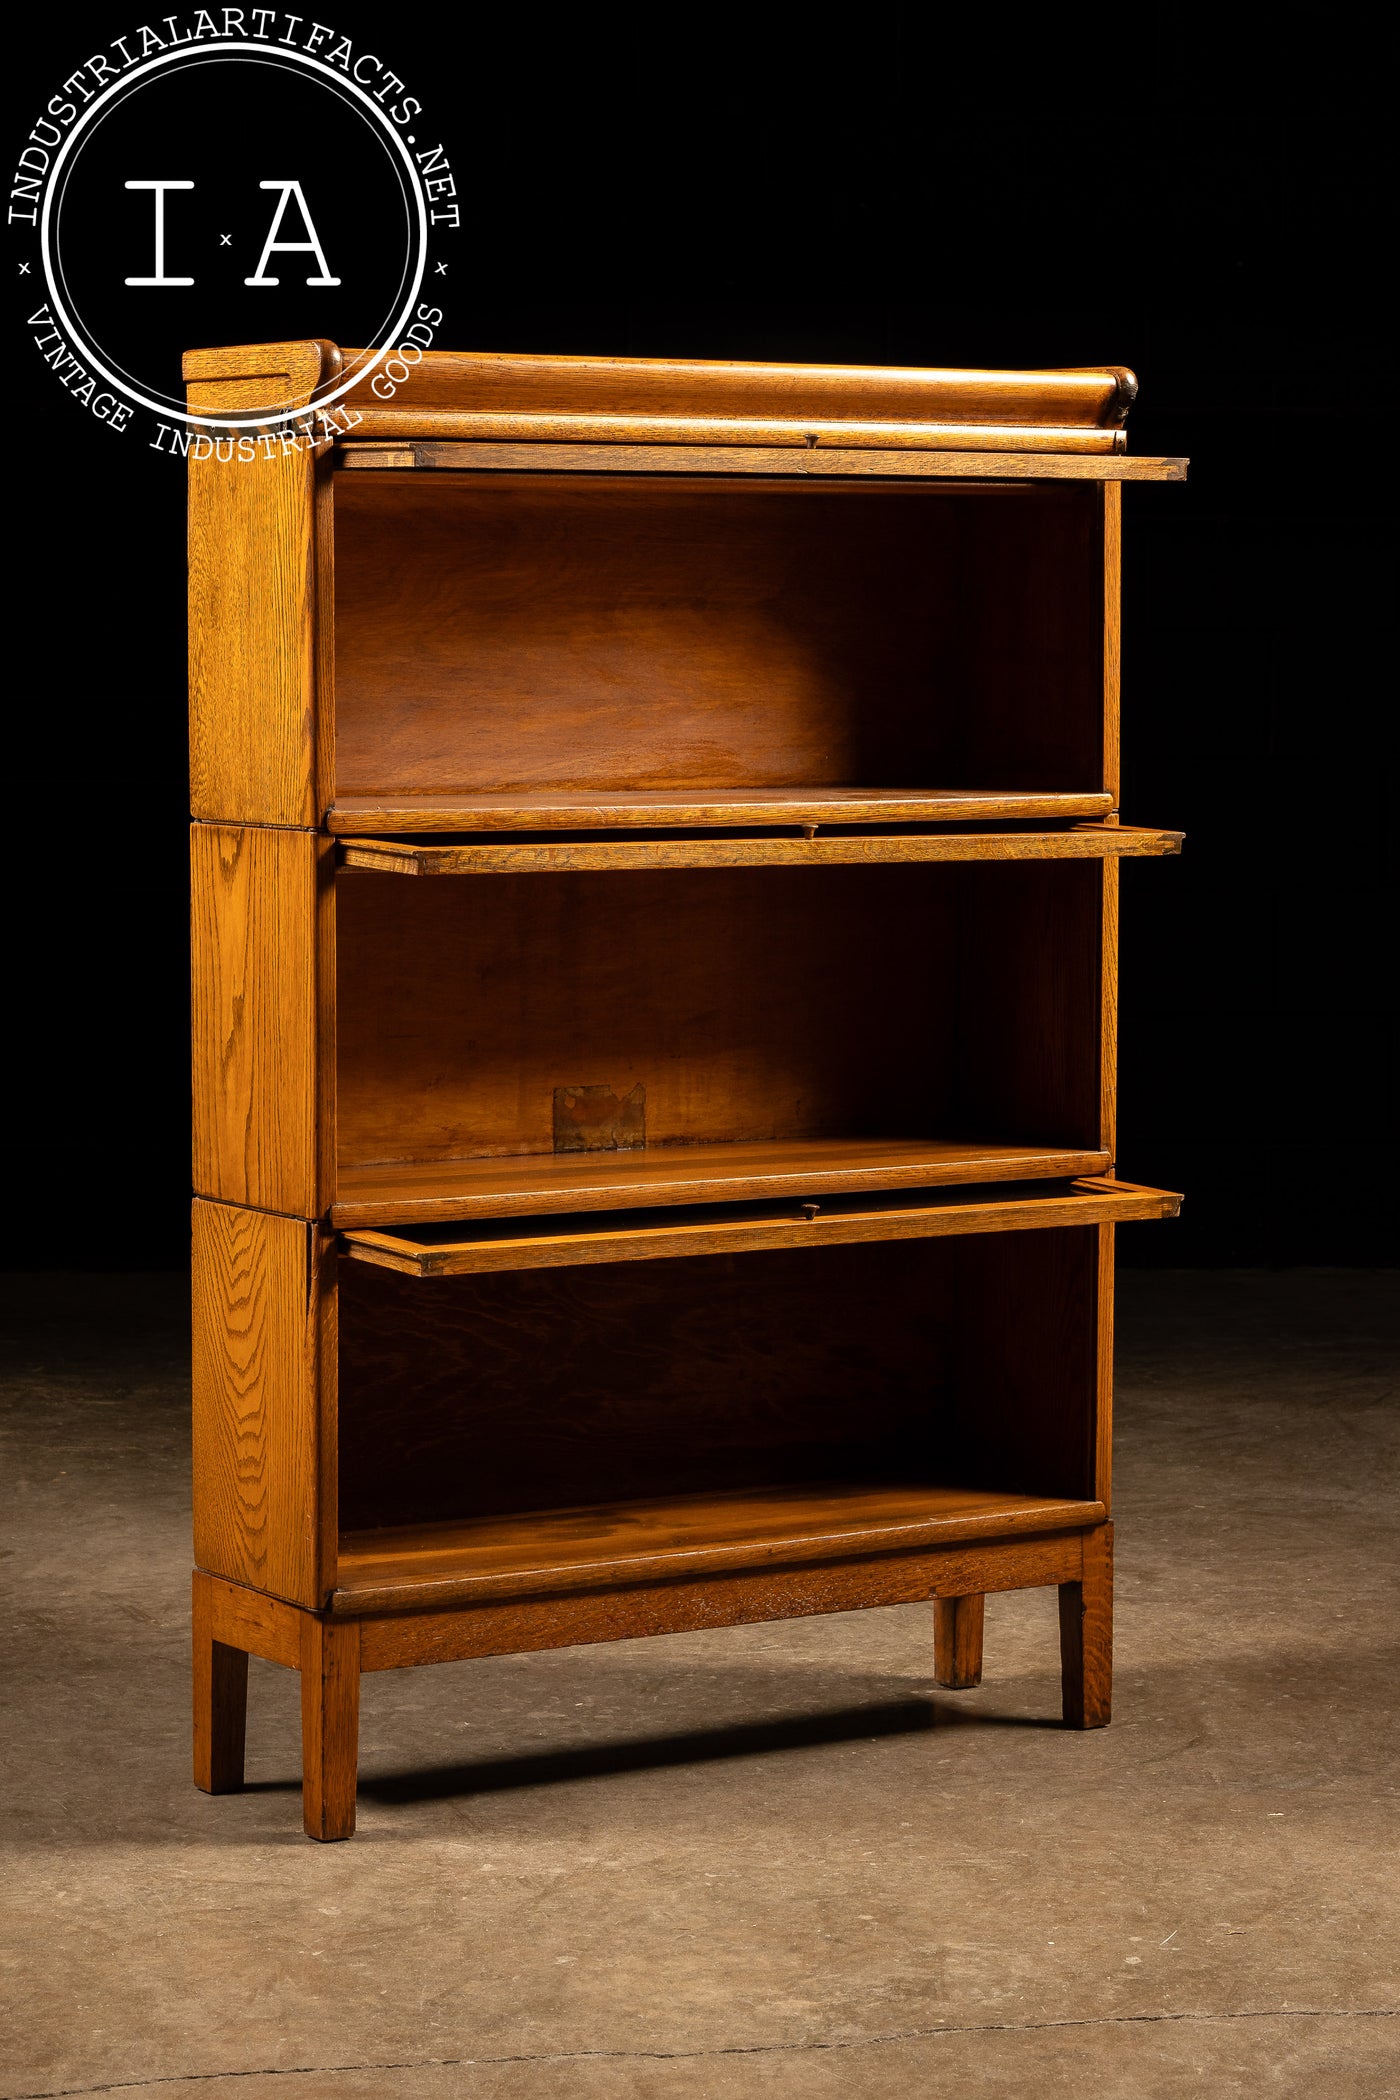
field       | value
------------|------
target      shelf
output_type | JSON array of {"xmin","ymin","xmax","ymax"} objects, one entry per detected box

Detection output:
[
  {"xmin": 340, "ymin": 1177, "xmax": 1181, "ymax": 1276},
  {"xmin": 337, "ymin": 823, "xmax": 1182, "ymax": 877},
  {"xmin": 333, "ymin": 1137, "xmax": 1112, "ymax": 1228},
  {"xmin": 337, "ymin": 440, "xmax": 1187, "ymax": 482},
  {"xmin": 327, "ymin": 788, "xmax": 1116, "ymax": 835},
  {"xmin": 332, "ymin": 1480, "xmax": 1107, "ymax": 1615}
]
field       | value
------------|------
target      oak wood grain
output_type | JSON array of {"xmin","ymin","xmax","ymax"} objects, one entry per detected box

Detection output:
[
  {"xmin": 300, "ymin": 1613, "xmax": 359, "ymax": 1840},
  {"xmin": 337, "ymin": 863, "xmax": 961, "ymax": 1173},
  {"xmin": 190, "ymin": 822, "xmax": 334, "ymax": 1217},
  {"xmin": 335, "ymin": 1230, "xmax": 1104, "ymax": 1534},
  {"xmin": 356, "ymin": 1531, "xmax": 1088, "ymax": 1670},
  {"xmin": 191, "ymin": 1199, "xmax": 335, "ymax": 1610},
  {"xmin": 192, "ymin": 1570, "xmax": 248, "ymax": 1793},
  {"xmin": 326, "ymin": 787, "xmax": 1117, "ymax": 834},
  {"xmin": 333, "ymin": 1483, "xmax": 1106, "ymax": 1615},
  {"xmin": 331, "ymin": 477, "xmax": 1108, "ymax": 801},
  {"xmin": 1095, "ymin": 1222, "xmax": 1116, "ymax": 1510},
  {"xmin": 188, "ymin": 441, "xmax": 320, "ymax": 827},
  {"xmin": 336, "ymin": 825, "xmax": 1182, "ymax": 877},
  {"xmin": 1102, "ymin": 483, "xmax": 1122, "ymax": 807},
  {"xmin": 339, "ymin": 420, "xmax": 1129, "ymax": 453},
  {"xmin": 934, "ymin": 1593, "xmax": 985, "ymax": 1689},
  {"xmin": 339, "ymin": 1179, "xmax": 1181, "ymax": 1278},
  {"xmin": 337, "ymin": 442, "xmax": 1184, "ymax": 480},
  {"xmin": 333, "ymin": 349, "xmax": 1137, "ymax": 434},
  {"xmin": 199, "ymin": 1569, "xmax": 303, "ymax": 1669},
  {"xmin": 332, "ymin": 1138, "xmax": 1113, "ymax": 1229},
  {"xmin": 1060, "ymin": 1521, "xmax": 1113, "ymax": 1728}
]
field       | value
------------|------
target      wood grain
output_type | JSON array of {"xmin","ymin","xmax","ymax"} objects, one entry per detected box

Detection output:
[
  {"xmin": 192, "ymin": 1570, "xmax": 248, "ymax": 1793},
  {"xmin": 200, "ymin": 1570, "xmax": 303, "ymax": 1668},
  {"xmin": 192, "ymin": 1199, "xmax": 335, "ymax": 1609},
  {"xmin": 188, "ymin": 441, "xmax": 320, "ymax": 827},
  {"xmin": 183, "ymin": 338, "xmax": 341, "ymax": 416},
  {"xmin": 339, "ymin": 421, "xmax": 1131, "ymax": 453},
  {"xmin": 331, "ymin": 348, "xmax": 1141, "ymax": 443},
  {"xmin": 336, "ymin": 826, "xmax": 1182, "ymax": 877},
  {"xmin": 334, "ymin": 863, "xmax": 1107, "ymax": 1175},
  {"xmin": 331, "ymin": 477, "xmax": 1106, "ymax": 800},
  {"xmin": 326, "ymin": 787, "xmax": 1117, "ymax": 834},
  {"xmin": 300, "ymin": 1614, "xmax": 360, "ymax": 1841},
  {"xmin": 338, "ymin": 1235, "xmax": 955, "ymax": 1531},
  {"xmin": 934, "ymin": 1593, "xmax": 985, "ymax": 1689},
  {"xmin": 1102, "ymin": 483, "xmax": 1122, "ymax": 806},
  {"xmin": 190, "ymin": 822, "xmax": 334, "ymax": 1217},
  {"xmin": 332, "ymin": 1138, "xmax": 1114, "ymax": 1229},
  {"xmin": 337, "ymin": 442, "xmax": 1183, "ymax": 480},
  {"xmin": 1095, "ymin": 1222, "xmax": 1116, "ymax": 1509},
  {"xmin": 1059, "ymin": 1521, "xmax": 1113, "ymax": 1728},
  {"xmin": 339, "ymin": 1180, "xmax": 1181, "ymax": 1279},
  {"xmin": 182, "ymin": 342, "xmax": 1189, "ymax": 1798},
  {"xmin": 333, "ymin": 1483, "xmax": 1105, "ymax": 1614},
  {"xmin": 356, "ymin": 1531, "xmax": 1088, "ymax": 1671},
  {"xmin": 334, "ymin": 1230, "xmax": 1115, "ymax": 1535},
  {"xmin": 333, "ymin": 349, "xmax": 1137, "ymax": 433}
]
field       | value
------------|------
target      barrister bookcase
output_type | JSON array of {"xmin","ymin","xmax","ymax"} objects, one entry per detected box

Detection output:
[{"xmin": 187, "ymin": 341, "xmax": 1185, "ymax": 1839}]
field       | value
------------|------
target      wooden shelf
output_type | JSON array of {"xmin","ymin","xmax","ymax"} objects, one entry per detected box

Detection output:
[
  {"xmin": 337, "ymin": 441, "xmax": 1186, "ymax": 482},
  {"xmin": 327, "ymin": 788, "xmax": 1117, "ymax": 835},
  {"xmin": 340, "ymin": 1177, "xmax": 1181, "ymax": 1277},
  {"xmin": 332, "ymin": 1480, "xmax": 1107, "ymax": 1615},
  {"xmin": 333, "ymin": 1137, "xmax": 1112, "ymax": 1228},
  {"xmin": 337, "ymin": 822, "xmax": 1182, "ymax": 877}
]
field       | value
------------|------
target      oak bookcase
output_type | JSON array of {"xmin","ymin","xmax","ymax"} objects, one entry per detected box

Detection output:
[{"xmin": 187, "ymin": 342, "xmax": 1184, "ymax": 1839}]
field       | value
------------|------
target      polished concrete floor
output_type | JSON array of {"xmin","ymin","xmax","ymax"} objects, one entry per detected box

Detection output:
[{"xmin": 1, "ymin": 1269, "xmax": 1396, "ymax": 2099}]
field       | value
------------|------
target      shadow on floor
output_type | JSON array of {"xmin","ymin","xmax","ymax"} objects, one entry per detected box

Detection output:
[{"xmin": 354, "ymin": 1694, "xmax": 1055, "ymax": 1803}]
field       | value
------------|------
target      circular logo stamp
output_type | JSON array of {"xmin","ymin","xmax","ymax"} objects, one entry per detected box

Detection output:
[{"xmin": 10, "ymin": 13, "xmax": 457, "ymax": 451}]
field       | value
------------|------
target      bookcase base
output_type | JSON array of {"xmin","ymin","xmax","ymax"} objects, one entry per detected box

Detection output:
[{"xmin": 192, "ymin": 1523, "xmax": 1113, "ymax": 1842}]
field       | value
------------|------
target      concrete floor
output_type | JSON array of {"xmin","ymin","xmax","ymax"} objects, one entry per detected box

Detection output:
[{"xmin": 1, "ymin": 1269, "xmax": 1396, "ymax": 2099}]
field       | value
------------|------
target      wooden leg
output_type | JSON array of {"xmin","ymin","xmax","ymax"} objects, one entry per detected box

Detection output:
[
  {"xmin": 300, "ymin": 1615, "xmax": 360, "ymax": 1841},
  {"xmin": 1059, "ymin": 1522, "xmax": 1113, "ymax": 1729},
  {"xmin": 934, "ymin": 1592, "xmax": 985, "ymax": 1688},
  {"xmin": 193, "ymin": 1570, "xmax": 248, "ymax": 1793}
]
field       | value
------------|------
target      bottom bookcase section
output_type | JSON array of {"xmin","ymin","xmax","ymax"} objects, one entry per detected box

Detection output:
[
  {"xmin": 335, "ymin": 1227, "xmax": 1115, "ymax": 1579},
  {"xmin": 333, "ymin": 1481, "xmax": 1105, "ymax": 1614}
]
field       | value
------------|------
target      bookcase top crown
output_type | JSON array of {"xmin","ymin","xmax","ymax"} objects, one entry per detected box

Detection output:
[{"xmin": 182, "ymin": 340, "xmax": 1138, "ymax": 453}]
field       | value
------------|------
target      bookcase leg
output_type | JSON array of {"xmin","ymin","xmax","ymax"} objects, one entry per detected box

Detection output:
[
  {"xmin": 192, "ymin": 1570, "xmax": 248, "ymax": 1793},
  {"xmin": 1059, "ymin": 1523, "xmax": 1113, "ymax": 1728},
  {"xmin": 300, "ymin": 1616, "xmax": 361, "ymax": 1841},
  {"xmin": 934, "ymin": 1592, "xmax": 985, "ymax": 1688}
]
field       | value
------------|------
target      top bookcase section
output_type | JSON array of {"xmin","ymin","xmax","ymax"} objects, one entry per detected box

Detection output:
[{"xmin": 184, "ymin": 341, "xmax": 1186, "ymax": 832}]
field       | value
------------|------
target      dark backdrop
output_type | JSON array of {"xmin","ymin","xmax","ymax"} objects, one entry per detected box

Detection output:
[{"xmin": 7, "ymin": 7, "xmax": 1394, "ymax": 1267}]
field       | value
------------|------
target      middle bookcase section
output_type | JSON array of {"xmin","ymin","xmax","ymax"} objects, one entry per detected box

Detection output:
[{"xmin": 333, "ymin": 860, "xmax": 1109, "ymax": 1228}]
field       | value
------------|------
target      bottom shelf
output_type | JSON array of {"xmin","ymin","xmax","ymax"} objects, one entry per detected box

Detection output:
[{"xmin": 333, "ymin": 1481, "xmax": 1105, "ymax": 1615}]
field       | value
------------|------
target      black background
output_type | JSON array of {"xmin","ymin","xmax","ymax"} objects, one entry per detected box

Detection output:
[{"xmin": 6, "ymin": 6, "xmax": 1394, "ymax": 1269}]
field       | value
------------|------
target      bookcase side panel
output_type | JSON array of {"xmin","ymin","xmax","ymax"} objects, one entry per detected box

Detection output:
[
  {"xmin": 1102, "ymin": 482, "xmax": 1122, "ymax": 806},
  {"xmin": 191, "ymin": 822, "xmax": 335, "ymax": 1217},
  {"xmin": 1100, "ymin": 856, "xmax": 1118, "ymax": 1157},
  {"xmin": 1095, "ymin": 1222, "xmax": 1115, "ymax": 1509},
  {"xmin": 192, "ymin": 1198, "xmax": 337, "ymax": 1608},
  {"xmin": 188, "ymin": 444, "xmax": 319, "ymax": 826}
]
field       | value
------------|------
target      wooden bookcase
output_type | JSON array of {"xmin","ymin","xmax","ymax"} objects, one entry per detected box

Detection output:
[{"xmin": 187, "ymin": 343, "xmax": 1185, "ymax": 1839}]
